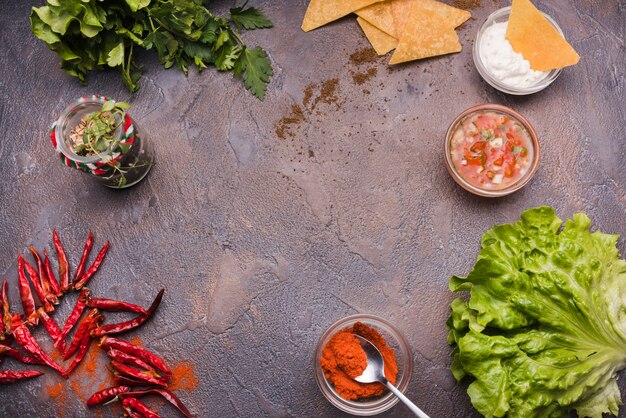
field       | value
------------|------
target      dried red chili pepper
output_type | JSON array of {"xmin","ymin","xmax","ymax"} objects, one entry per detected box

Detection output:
[
  {"xmin": 0, "ymin": 344, "xmax": 44, "ymax": 365},
  {"xmin": 106, "ymin": 348, "xmax": 156, "ymax": 373},
  {"xmin": 0, "ymin": 369, "xmax": 43, "ymax": 383},
  {"xmin": 113, "ymin": 372, "xmax": 147, "ymax": 387},
  {"xmin": 17, "ymin": 255, "xmax": 38, "ymax": 325},
  {"xmin": 92, "ymin": 289, "xmax": 164, "ymax": 337},
  {"xmin": 74, "ymin": 241, "xmax": 109, "ymax": 290},
  {"xmin": 122, "ymin": 397, "xmax": 162, "ymax": 418},
  {"xmin": 37, "ymin": 308, "xmax": 66, "ymax": 355},
  {"xmin": 28, "ymin": 246, "xmax": 58, "ymax": 305},
  {"xmin": 120, "ymin": 389, "xmax": 196, "ymax": 418},
  {"xmin": 23, "ymin": 257, "xmax": 54, "ymax": 313},
  {"xmin": 86, "ymin": 385, "xmax": 131, "ymax": 407},
  {"xmin": 52, "ymin": 229, "xmax": 71, "ymax": 293},
  {"xmin": 13, "ymin": 324, "xmax": 65, "ymax": 375},
  {"xmin": 110, "ymin": 361, "xmax": 169, "ymax": 387},
  {"xmin": 72, "ymin": 231, "xmax": 93, "ymax": 286},
  {"xmin": 99, "ymin": 337, "xmax": 171, "ymax": 376},
  {"xmin": 64, "ymin": 320, "xmax": 99, "ymax": 376},
  {"xmin": 64, "ymin": 308, "xmax": 102, "ymax": 360},
  {"xmin": 87, "ymin": 297, "xmax": 147, "ymax": 315},
  {"xmin": 43, "ymin": 249, "xmax": 63, "ymax": 297},
  {"xmin": 60, "ymin": 287, "xmax": 90, "ymax": 341}
]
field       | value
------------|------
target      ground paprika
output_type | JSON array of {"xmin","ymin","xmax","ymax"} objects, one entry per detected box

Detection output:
[{"xmin": 320, "ymin": 322, "xmax": 398, "ymax": 400}]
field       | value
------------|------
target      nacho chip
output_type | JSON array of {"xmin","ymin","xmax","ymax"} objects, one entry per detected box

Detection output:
[
  {"xmin": 355, "ymin": 1, "xmax": 397, "ymax": 38},
  {"xmin": 391, "ymin": 0, "xmax": 470, "ymax": 35},
  {"xmin": 301, "ymin": 0, "xmax": 385, "ymax": 32},
  {"xmin": 506, "ymin": 0, "xmax": 580, "ymax": 71},
  {"xmin": 357, "ymin": 17, "xmax": 398, "ymax": 55},
  {"xmin": 389, "ymin": 1, "xmax": 461, "ymax": 64}
]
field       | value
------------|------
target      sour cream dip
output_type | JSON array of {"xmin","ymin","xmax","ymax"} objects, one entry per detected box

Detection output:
[{"xmin": 478, "ymin": 22, "xmax": 548, "ymax": 88}]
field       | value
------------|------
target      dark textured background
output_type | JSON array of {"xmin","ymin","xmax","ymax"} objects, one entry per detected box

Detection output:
[{"xmin": 0, "ymin": 0, "xmax": 624, "ymax": 416}]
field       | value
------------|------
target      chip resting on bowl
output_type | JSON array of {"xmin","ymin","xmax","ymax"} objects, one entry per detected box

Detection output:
[
  {"xmin": 357, "ymin": 17, "xmax": 398, "ymax": 55},
  {"xmin": 505, "ymin": 0, "xmax": 580, "ymax": 71},
  {"xmin": 355, "ymin": 1, "xmax": 397, "ymax": 38},
  {"xmin": 301, "ymin": 0, "xmax": 385, "ymax": 32},
  {"xmin": 389, "ymin": 1, "xmax": 462, "ymax": 64}
]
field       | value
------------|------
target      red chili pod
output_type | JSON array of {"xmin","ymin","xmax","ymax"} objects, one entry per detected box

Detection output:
[
  {"xmin": 64, "ymin": 320, "xmax": 98, "ymax": 376},
  {"xmin": 13, "ymin": 324, "xmax": 65, "ymax": 376},
  {"xmin": 122, "ymin": 397, "xmax": 162, "ymax": 418},
  {"xmin": 120, "ymin": 389, "xmax": 196, "ymax": 418},
  {"xmin": 110, "ymin": 361, "xmax": 168, "ymax": 387},
  {"xmin": 1, "ymin": 281, "xmax": 9, "ymax": 334},
  {"xmin": 64, "ymin": 308, "xmax": 102, "ymax": 360},
  {"xmin": 28, "ymin": 246, "xmax": 58, "ymax": 305},
  {"xmin": 113, "ymin": 372, "xmax": 147, "ymax": 387},
  {"xmin": 106, "ymin": 348, "xmax": 156, "ymax": 373},
  {"xmin": 52, "ymin": 230, "xmax": 71, "ymax": 293},
  {"xmin": 38, "ymin": 308, "xmax": 66, "ymax": 356},
  {"xmin": 87, "ymin": 297, "xmax": 147, "ymax": 315},
  {"xmin": 86, "ymin": 385, "xmax": 131, "ymax": 407},
  {"xmin": 92, "ymin": 289, "xmax": 164, "ymax": 337},
  {"xmin": 17, "ymin": 256, "xmax": 38, "ymax": 325},
  {"xmin": 0, "ymin": 369, "xmax": 44, "ymax": 384},
  {"xmin": 23, "ymin": 257, "xmax": 54, "ymax": 313},
  {"xmin": 99, "ymin": 336, "xmax": 171, "ymax": 376},
  {"xmin": 0, "ymin": 344, "xmax": 44, "ymax": 365},
  {"xmin": 74, "ymin": 241, "xmax": 109, "ymax": 290},
  {"xmin": 72, "ymin": 231, "xmax": 93, "ymax": 286},
  {"xmin": 60, "ymin": 288, "xmax": 90, "ymax": 342},
  {"xmin": 43, "ymin": 249, "xmax": 62, "ymax": 297}
]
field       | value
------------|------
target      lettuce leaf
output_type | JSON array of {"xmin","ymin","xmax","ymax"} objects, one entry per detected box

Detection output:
[{"xmin": 447, "ymin": 206, "xmax": 626, "ymax": 418}]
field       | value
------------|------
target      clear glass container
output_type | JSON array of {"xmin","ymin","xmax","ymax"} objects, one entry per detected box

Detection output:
[
  {"xmin": 444, "ymin": 104, "xmax": 540, "ymax": 197},
  {"xmin": 314, "ymin": 314, "xmax": 414, "ymax": 416},
  {"xmin": 473, "ymin": 7, "xmax": 564, "ymax": 95},
  {"xmin": 54, "ymin": 96, "xmax": 154, "ymax": 188}
]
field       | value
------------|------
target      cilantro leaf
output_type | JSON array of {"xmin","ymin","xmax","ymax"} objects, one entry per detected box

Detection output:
[
  {"xmin": 233, "ymin": 46, "xmax": 272, "ymax": 101},
  {"xmin": 230, "ymin": 5, "xmax": 273, "ymax": 31}
]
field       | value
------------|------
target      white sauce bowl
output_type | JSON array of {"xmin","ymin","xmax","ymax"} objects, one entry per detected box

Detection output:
[{"xmin": 473, "ymin": 7, "xmax": 564, "ymax": 95}]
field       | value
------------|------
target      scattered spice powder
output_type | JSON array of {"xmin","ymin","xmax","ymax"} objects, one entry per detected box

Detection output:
[
  {"xmin": 320, "ymin": 322, "xmax": 398, "ymax": 400},
  {"xmin": 169, "ymin": 360, "xmax": 199, "ymax": 392},
  {"xmin": 349, "ymin": 47, "xmax": 378, "ymax": 66},
  {"xmin": 352, "ymin": 68, "xmax": 378, "ymax": 85},
  {"xmin": 451, "ymin": 0, "xmax": 482, "ymax": 9},
  {"xmin": 274, "ymin": 79, "xmax": 341, "ymax": 139}
]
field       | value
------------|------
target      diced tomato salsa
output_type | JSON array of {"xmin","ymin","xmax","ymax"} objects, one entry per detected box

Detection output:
[{"xmin": 449, "ymin": 111, "xmax": 534, "ymax": 191}]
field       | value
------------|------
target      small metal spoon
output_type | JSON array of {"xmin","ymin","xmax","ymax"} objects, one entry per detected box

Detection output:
[{"xmin": 353, "ymin": 334, "xmax": 430, "ymax": 418}]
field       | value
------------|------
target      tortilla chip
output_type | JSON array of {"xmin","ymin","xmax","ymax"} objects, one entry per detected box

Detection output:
[
  {"xmin": 391, "ymin": 0, "xmax": 470, "ymax": 35},
  {"xmin": 355, "ymin": 1, "xmax": 396, "ymax": 38},
  {"xmin": 389, "ymin": 1, "xmax": 461, "ymax": 64},
  {"xmin": 357, "ymin": 17, "xmax": 398, "ymax": 55},
  {"xmin": 301, "ymin": 0, "xmax": 385, "ymax": 32},
  {"xmin": 506, "ymin": 0, "xmax": 580, "ymax": 71}
]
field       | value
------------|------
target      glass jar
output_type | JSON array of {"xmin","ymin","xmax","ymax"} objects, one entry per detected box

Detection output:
[{"xmin": 51, "ymin": 95, "xmax": 154, "ymax": 188}]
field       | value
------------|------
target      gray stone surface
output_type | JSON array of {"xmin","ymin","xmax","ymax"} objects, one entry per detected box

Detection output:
[{"xmin": 0, "ymin": 0, "xmax": 624, "ymax": 417}]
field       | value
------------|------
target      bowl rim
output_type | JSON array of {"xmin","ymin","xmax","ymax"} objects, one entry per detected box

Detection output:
[
  {"xmin": 444, "ymin": 104, "xmax": 540, "ymax": 197},
  {"xmin": 473, "ymin": 6, "xmax": 564, "ymax": 95},
  {"xmin": 314, "ymin": 313, "xmax": 414, "ymax": 416}
]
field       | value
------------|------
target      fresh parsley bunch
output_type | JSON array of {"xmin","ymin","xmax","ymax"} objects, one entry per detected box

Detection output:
[{"xmin": 30, "ymin": 0, "xmax": 273, "ymax": 100}]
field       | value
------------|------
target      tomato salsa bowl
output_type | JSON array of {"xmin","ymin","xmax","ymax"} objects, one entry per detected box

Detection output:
[{"xmin": 445, "ymin": 104, "xmax": 540, "ymax": 197}]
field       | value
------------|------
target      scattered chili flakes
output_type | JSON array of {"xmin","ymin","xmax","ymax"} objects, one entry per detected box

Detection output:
[{"xmin": 276, "ymin": 105, "xmax": 306, "ymax": 140}]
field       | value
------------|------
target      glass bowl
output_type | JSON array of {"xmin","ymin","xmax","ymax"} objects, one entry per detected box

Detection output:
[
  {"xmin": 473, "ymin": 7, "xmax": 563, "ymax": 95},
  {"xmin": 314, "ymin": 314, "xmax": 413, "ymax": 416},
  {"xmin": 444, "ymin": 104, "xmax": 540, "ymax": 197}
]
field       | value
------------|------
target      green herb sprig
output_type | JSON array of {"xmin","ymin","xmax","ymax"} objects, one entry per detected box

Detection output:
[{"xmin": 30, "ymin": 0, "xmax": 273, "ymax": 100}]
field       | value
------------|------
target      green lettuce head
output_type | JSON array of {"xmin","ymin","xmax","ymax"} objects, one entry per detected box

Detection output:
[{"xmin": 447, "ymin": 206, "xmax": 626, "ymax": 418}]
